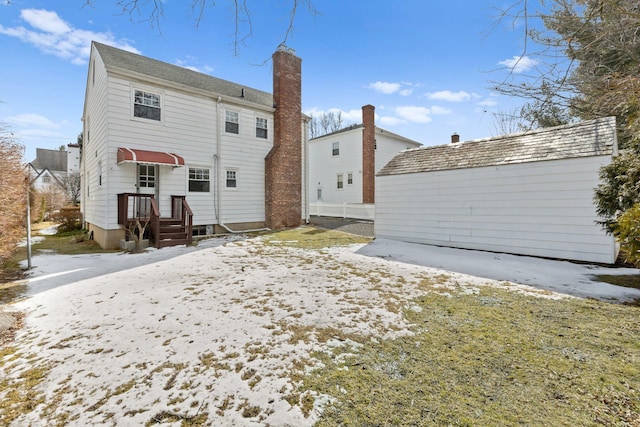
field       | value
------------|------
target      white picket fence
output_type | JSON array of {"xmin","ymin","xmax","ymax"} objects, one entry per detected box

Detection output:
[{"xmin": 310, "ymin": 202, "xmax": 375, "ymax": 220}]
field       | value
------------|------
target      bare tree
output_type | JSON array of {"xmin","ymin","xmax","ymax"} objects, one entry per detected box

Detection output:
[
  {"xmin": 493, "ymin": 1, "xmax": 640, "ymax": 233},
  {"xmin": 85, "ymin": 0, "xmax": 319, "ymax": 56},
  {"xmin": 0, "ymin": 127, "xmax": 26, "ymax": 265},
  {"xmin": 58, "ymin": 172, "xmax": 81, "ymax": 206},
  {"xmin": 309, "ymin": 111, "xmax": 345, "ymax": 138}
]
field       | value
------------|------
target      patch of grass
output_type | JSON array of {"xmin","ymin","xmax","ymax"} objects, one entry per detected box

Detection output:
[
  {"xmin": 303, "ymin": 287, "xmax": 640, "ymax": 426},
  {"xmin": 262, "ymin": 226, "xmax": 370, "ymax": 250},
  {"xmin": 0, "ymin": 356, "xmax": 49, "ymax": 426},
  {"xmin": 596, "ymin": 274, "xmax": 640, "ymax": 290}
]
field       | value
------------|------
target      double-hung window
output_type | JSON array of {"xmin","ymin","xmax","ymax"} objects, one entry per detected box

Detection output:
[
  {"xmin": 332, "ymin": 141, "xmax": 340, "ymax": 156},
  {"xmin": 256, "ymin": 117, "xmax": 268, "ymax": 139},
  {"xmin": 337, "ymin": 173, "xmax": 344, "ymax": 189},
  {"xmin": 189, "ymin": 168, "xmax": 210, "ymax": 192},
  {"xmin": 347, "ymin": 173, "xmax": 353, "ymax": 185},
  {"xmin": 134, "ymin": 90, "xmax": 161, "ymax": 121},
  {"xmin": 226, "ymin": 170, "xmax": 237, "ymax": 188},
  {"xmin": 226, "ymin": 111, "xmax": 239, "ymax": 134}
]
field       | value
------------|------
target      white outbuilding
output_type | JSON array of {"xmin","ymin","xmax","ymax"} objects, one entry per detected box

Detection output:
[{"xmin": 375, "ymin": 117, "xmax": 618, "ymax": 264}]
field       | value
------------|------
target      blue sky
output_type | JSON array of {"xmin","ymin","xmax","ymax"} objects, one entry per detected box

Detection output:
[{"xmin": 0, "ymin": 1, "xmax": 540, "ymax": 162}]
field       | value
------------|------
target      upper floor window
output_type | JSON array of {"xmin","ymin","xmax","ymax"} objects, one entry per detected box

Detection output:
[
  {"xmin": 43, "ymin": 174, "xmax": 51, "ymax": 184},
  {"xmin": 337, "ymin": 173, "xmax": 344, "ymax": 189},
  {"xmin": 256, "ymin": 117, "xmax": 268, "ymax": 139},
  {"xmin": 332, "ymin": 141, "xmax": 340, "ymax": 156},
  {"xmin": 226, "ymin": 169, "xmax": 237, "ymax": 188},
  {"xmin": 189, "ymin": 168, "xmax": 210, "ymax": 192},
  {"xmin": 226, "ymin": 111, "xmax": 239, "ymax": 134},
  {"xmin": 134, "ymin": 90, "xmax": 161, "ymax": 121}
]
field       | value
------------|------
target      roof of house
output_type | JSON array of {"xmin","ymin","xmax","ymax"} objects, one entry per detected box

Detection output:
[
  {"xmin": 30, "ymin": 148, "xmax": 67, "ymax": 172},
  {"xmin": 93, "ymin": 42, "xmax": 274, "ymax": 108},
  {"xmin": 310, "ymin": 124, "xmax": 421, "ymax": 146},
  {"xmin": 378, "ymin": 116, "xmax": 616, "ymax": 177}
]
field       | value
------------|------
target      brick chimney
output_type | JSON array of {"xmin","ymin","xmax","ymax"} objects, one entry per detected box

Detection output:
[
  {"xmin": 362, "ymin": 104, "xmax": 375, "ymax": 204},
  {"xmin": 451, "ymin": 133, "xmax": 460, "ymax": 143},
  {"xmin": 265, "ymin": 46, "xmax": 302, "ymax": 229}
]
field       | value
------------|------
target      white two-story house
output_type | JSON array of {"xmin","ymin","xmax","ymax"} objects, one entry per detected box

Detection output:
[
  {"xmin": 82, "ymin": 42, "xmax": 307, "ymax": 249},
  {"xmin": 308, "ymin": 105, "xmax": 421, "ymax": 215}
]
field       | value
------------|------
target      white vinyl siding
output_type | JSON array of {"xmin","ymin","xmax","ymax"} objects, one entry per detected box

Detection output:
[
  {"xmin": 83, "ymin": 44, "xmax": 277, "ymax": 236},
  {"xmin": 308, "ymin": 127, "xmax": 420, "ymax": 205},
  {"xmin": 376, "ymin": 156, "xmax": 616, "ymax": 264}
]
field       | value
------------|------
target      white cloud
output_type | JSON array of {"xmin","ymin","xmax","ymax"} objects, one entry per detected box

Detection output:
[
  {"xmin": 430, "ymin": 106, "xmax": 452, "ymax": 115},
  {"xmin": 476, "ymin": 98, "xmax": 498, "ymax": 107},
  {"xmin": 498, "ymin": 55, "xmax": 539, "ymax": 73},
  {"xmin": 0, "ymin": 9, "xmax": 140, "ymax": 65},
  {"xmin": 368, "ymin": 81, "xmax": 401, "ymax": 95},
  {"xmin": 379, "ymin": 116, "xmax": 404, "ymax": 126},
  {"xmin": 427, "ymin": 90, "xmax": 471, "ymax": 102},
  {"xmin": 367, "ymin": 81, "xmax": 417, "ymax": 96},
  {"xmin": 175, "ymin": 57, "xmax": 214, "ymax": 74},
  {"xmin": 395, "ymin": 106, "xmax": 432, "ymax": 123},
  {"xmin": 5, "ymin": 113, "xmax": 61, "ymax": 128}
]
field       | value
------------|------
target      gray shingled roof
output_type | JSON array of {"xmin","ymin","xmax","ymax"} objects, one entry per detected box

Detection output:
[
  {"xmin": 93, "ymin": 42, "xmax": 273, "ymax": 108},
  {"xmin": 31, "ymin": 148, "xmax": 67, "ymax": 172},
  {"xmin": 378, "ymin": 117, "xmax": 616, "ymax": 177}
]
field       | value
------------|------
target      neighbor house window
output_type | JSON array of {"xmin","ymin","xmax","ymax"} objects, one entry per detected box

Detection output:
[
  {"xmin": 256, "ymin": 117, "xmax": 268, "ymax": 139},
  {"xmin": 226, "ymin": 170, "xmax": 237, "ymax": 188},
  {"xmin": 332, "ymin": 141, "xmax": 340, "ymax": 156},
  {"xmin": 347, "ymin": 173, "xmax": 353, "ymax": 185},
  {"xmin": 43, "ymin": 174, "xmax": 51, "ymax": 184},
  {"xmin": 189, "ymin": 168, "xmax": 210, "ymax": 192},
  {"xmin": 138, "ymin": 164, "xmax": 156, "ymax": 188},
  {"xmin": 133, "ymin": 90, "xmax": 161, "ymax": 121},
  {"xmin": 226, "ymin": 111, "xmax": 239, "ymax": 134},
  {"xmin": 337, "ymin": 173, "xmax": 344, "ymax": 189}
]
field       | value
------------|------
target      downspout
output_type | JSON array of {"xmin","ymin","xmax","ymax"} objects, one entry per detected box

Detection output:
[
  {"xmin": 215, "ymin": 97, "xmax": 222, "ymax": 228},
  {"xmin": 304, "ymin": 119, "xmax": 310, "ymax": 223}
]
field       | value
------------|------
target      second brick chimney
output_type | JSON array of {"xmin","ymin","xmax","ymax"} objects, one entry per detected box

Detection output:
[
  {"xmin": 265, "ymin": 46, "xmax": 302, "ymax": 229},
  {"xmin": 362, "ymin": 104, "xmax": 375, "ymax": 204},
  {"xmin": 451, "ymin": 133, "xmax": 460, "ymax": 143}
]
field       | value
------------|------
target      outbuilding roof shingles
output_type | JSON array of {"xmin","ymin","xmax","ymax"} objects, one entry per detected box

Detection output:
[{"xmin": 377, "ymin": 117, "xmax": 617, "ymax": 176}]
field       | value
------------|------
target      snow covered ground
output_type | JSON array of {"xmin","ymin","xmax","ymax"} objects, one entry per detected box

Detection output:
[{"xmin": 4, "ymin": 232, "xmax": 639, "ymax": 426}]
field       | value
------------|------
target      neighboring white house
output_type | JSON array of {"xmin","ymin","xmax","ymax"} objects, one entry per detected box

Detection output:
[
  {"xmin": 308, "ymin": 105, "xmax": 421, "ymax": 210},
  {"xmin": 29, "ymin": 145, "xmax": 81, "ymax": 192},
  {"xmin": 81, "ymin": 42, "xmax": 307, "ymax": 249},
  {"xmin": 376, "ymin": 117, "xmax": 618, "ymax": 264}
]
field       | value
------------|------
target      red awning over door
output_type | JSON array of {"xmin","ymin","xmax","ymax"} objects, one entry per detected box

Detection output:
[{"xmin": 117, "ymin": 147, "xmax": 185, "ymax": 166}]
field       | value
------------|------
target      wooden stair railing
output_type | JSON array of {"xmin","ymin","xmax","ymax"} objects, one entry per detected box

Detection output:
[{"xmin": 117, "ymin": 193, "xmax": 193, "ymax": 249}]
